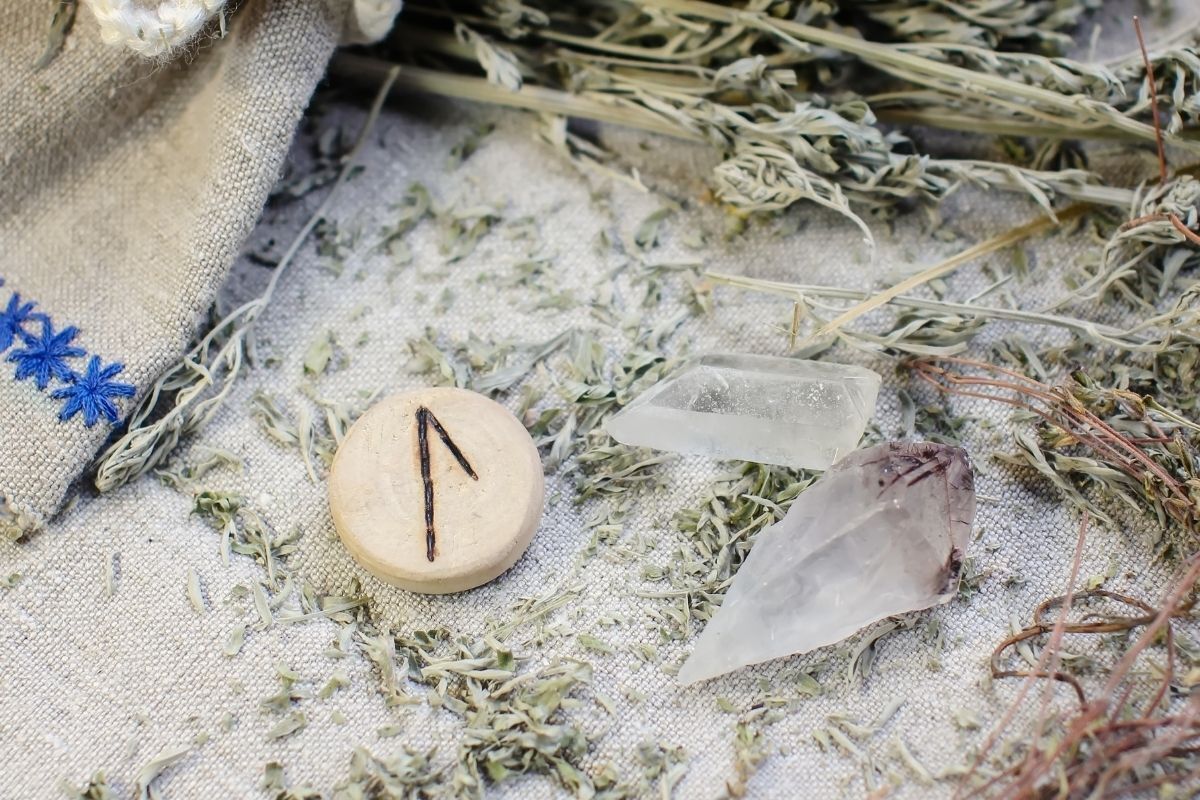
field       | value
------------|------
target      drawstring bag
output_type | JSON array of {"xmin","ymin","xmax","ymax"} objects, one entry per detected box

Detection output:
[{"xmin": 0, "ymin": 0, "xmax": 402, "ymax": 533}]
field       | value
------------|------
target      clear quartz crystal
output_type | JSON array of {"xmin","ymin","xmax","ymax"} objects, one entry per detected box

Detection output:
[
  {"xmin": 605, "ymin": 353, "xmax": 881, "ymax": 470},
  {"xmin": 678, "ymin": 441, "xmax": 976, "ymax": 685}
]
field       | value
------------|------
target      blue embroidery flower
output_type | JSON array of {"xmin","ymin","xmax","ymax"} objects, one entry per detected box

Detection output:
[
  {"xmin": 52, "ymin": 355, "xmax": 136, "ymax": 427},
  {"xmin": 7, "ymin": 320, "xmax": 85, "ymax": 390},
  {"xmin": 1, "ymin": 279, "xmax": 134, "ymax": 425},
  {"xmin": 0, "ymin": 293, "xmax": 45, "ymax": 352}
]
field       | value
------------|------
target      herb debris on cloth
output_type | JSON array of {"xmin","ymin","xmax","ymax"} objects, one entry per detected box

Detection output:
[{"xmin": 6, "ymin": 4, "xmax": 1200, "ymax": 800}]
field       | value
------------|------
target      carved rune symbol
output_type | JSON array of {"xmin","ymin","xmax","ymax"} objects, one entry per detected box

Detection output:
[{"xmin": 415, "ymin": 406, "xmax": 479, "ymax": 562}]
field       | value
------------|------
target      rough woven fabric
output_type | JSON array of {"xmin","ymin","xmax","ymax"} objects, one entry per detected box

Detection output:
[
  {"xmin": 0, "ymin": 0, "xmax": 358, "ymax": 528},
  {"xmin": 0, "ymin": 92, "xmax": 1188, "ymax": 798}
]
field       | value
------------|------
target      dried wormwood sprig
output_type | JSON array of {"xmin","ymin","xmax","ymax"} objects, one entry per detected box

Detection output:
[
  {"xmin": 705, "ymin": 268, "xmax": 1200, "ymax": 358},
  {"xmin": 663, "ymin": 462, "xmax": 816, "ymax": 626},
  {"xmin": 373, "ymin": 626, "xmax": 597, "ymax": 798},
  {"xmin": 1061, "ymin": 175, "xmax": 1200, "ymax": 310},
  {"xmin": 912, "ymin": 357, "xmax": 1200, "ymax": 551},
  {"xmin": 92, "ymin": 67, "xmax": 402, "ymax": 494},
  {"xmin": 334, "ymin": 0, "xmax": 1200, "ymax": 241}
]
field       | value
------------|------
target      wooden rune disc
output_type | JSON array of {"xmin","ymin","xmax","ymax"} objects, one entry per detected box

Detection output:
[{"xmin": 328, "ymin": 387, "xmax": 545, "ymax": 594}]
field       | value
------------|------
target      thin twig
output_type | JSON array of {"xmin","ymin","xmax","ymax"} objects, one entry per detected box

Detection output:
[
  {"xmin": 803, "ymin": 205, "xmax": 1088, "ymax": 347},
  {"xmin": 1133, "ymin": 16, "xmax": 1168, "ymax": 186},
  {"xmin": 332, "ymin": 52, "xmax": 1139, "ymax": 211},
  {"xmin": 705, "ymin": 272, "xmax": 1169, "ymax": 353},
  {"xmin": 913, "ymin": 358, "xmax": 1198, "ymax": 528},
  {"xmin": 1170, "ymin": 213, "xmax": 1200, "ymax": 245},
  {"xmin": 959, "ymin": 515, "xmax": 1089, "ymax": 799},
  {"xmin": 329, "ymin": 54, "xmax": 700, "ymax": 141}
]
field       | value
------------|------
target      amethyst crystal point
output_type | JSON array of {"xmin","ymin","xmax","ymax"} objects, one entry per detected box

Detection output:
[
  {"xmin": 604, "ymin": 353, "xmax": 881, "ymax": 470},
  {"xmin": 678, "ymin": 441, "xmax": 976, "ymax": 685}
]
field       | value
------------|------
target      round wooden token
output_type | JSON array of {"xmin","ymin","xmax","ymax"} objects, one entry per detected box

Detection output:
[{"xmin": 328, "ymin": 387, "xmax": 544, "ymax": 594}]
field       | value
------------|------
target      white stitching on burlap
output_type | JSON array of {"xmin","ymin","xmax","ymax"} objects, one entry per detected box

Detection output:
[{"xmin": 84, "ymin": 0, "xmax": 227, "ymax": 58}]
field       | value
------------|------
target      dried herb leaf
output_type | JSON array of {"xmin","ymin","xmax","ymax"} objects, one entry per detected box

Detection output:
[
  {"xmin": 36, "ymin": 0, "xmax": 76, "ymax": 70},
  {"xmin": 186, "ymin": 569, "xmax": 205, "ymax": 614},
  {"xmin": 135, "ymin": 745, "xmax": 190, "ymax": 800},
  {"xmin": 265, "ymin": 711, "xmax": 308, "ymax": 741},
  {"xmin": 224, "ymin": 624, "xmax": 247, "ymax": 657}
]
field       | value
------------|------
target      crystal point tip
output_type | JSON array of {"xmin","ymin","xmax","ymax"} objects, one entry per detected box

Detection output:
[
  {"xmin": 605, "ymin": 353, "xmax": 881, "ymax": 469},
  {"xmin": 678, "ymin": 441, "xmax": 976, "ymax": 684}
]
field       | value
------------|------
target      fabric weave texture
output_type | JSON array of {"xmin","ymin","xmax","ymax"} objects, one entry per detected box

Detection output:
[
  {"xmin": 1, "ymin": 97, "xmax": 1183, "ymax": 797},
  {"xmin": 0, "ymin": 3, "xmax": 1190, "ymax": 798}
]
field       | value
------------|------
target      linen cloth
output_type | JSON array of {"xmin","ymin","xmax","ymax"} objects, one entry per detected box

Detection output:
[
  {"xmin": 3, "ymin": 0, "xmax": 1195, "ymax": 795},
  {"xmin": 0, "ymin": 90, "xmax": 1186, "ymax": 798},
  {"xmin": 0, "ymin": 0, "xmax": 362, "ymax": 529}
]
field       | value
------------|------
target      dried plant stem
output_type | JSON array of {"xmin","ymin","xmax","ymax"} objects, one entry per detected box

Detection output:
[
  {"xmin": 975, "ymin": 576, "xmax": 1198, "ymax": 797},
  {"xmin": 332, "ymin": 53, "xmax": 1138, "ymax": 212},
  {"xmin": 93, "ymin": 66, "xmax": 402, "ymax": 492},
  {"xmin": 417, "ymin": 2, "xmax": 1200, "ymax": 149},
  {"xmin": 330, "ymin": 54, "xmax": 697, "ymax": 141},
  {"xmin": 1058, "ymin": 556, "xmax": 1200, "ymax": 790},
  {"xmin": 953, "ymin": 490, "xmax": 1200, "ymax": 799},
  {"xmin": 1100, "ymin": 555, "xmax": 1200, "ymax": 704},
  {"xmin": 1171, "ymin": 213, "xmax": 1200, "ymax": 245},
  {"xmin": 873, "ymin": 106, "xmax": 1200, "ymax": 143},
  {"xmin": 927, "ymin": 366, "xmax": 1181, "ymax": 500},
  {"xmin": 957, "ymin": 513, "xmax": 1089, "ymax": 799},
  {"xmin": 1134, "ymin": 16, "xmax": 1169, "ymax": 186},
  {"xmin": 805, "ymin": 204, "xmax": 1089, "ymax": 345},
  {"xmin": 704, "ymin": 272, "xmax": 1167, "ymax": 352},
  {"xmin": 1027, "ymin": 512, "xmax": 1090, "ymax": 756}
]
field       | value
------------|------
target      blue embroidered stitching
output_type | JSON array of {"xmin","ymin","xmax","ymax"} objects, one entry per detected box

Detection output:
[
  {"xmin": 9, "ymin": 322, "xmax": 85, "ymax": 390},
  {"xmin": 0, "ymin": 278, "xmax": 135, "ymax": 428},
  {"xmin": 0, "ymin": 292, "xmax": 46, "ymax": 352},
  {"xmin": 53, "ymin": 356, "xmax": 137, "ymax": 427}
]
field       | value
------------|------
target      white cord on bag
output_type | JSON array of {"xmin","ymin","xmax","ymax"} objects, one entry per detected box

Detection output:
[
  {"xmin": 85, "ymin": 0, "xmax": 228, "ymax": 58},
  {"xmin": 347, "ymin": 0, "xmax": 403, "ymax": 43}
]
